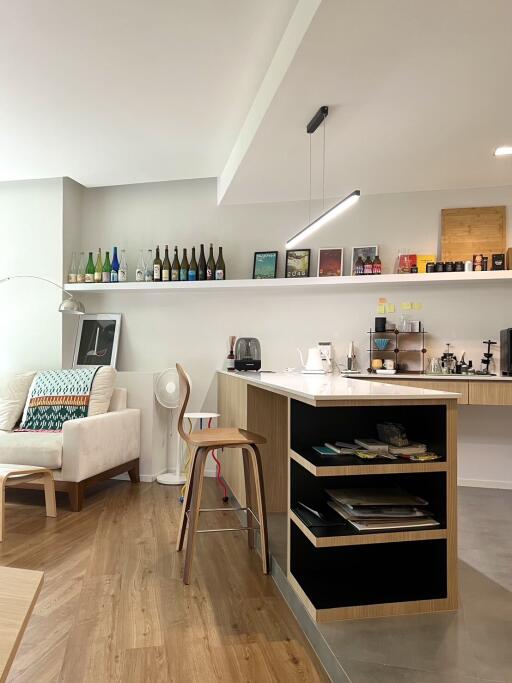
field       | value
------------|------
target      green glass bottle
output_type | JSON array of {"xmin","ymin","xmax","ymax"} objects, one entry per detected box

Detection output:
[
  {"xmin": 94, "ymin": 249, "xmax": 102, "ymax": 283},
  {"xmin": 102, "ymin": 251, "xmax": 111, "ymax": 283},
  {"xmin": 85, "ymin": 252, "xmax": 95, "ymax": 283},
  {"xmin": 188, "ymin": 247, "xmax": 198, "ymax": 281},
  {"xmin": 180, "ymin": 248, "xmax": 189, "ymax": 281},
  {"xmin": 171, "ymin": 247, "xmax": 180, "ymax": 281}
]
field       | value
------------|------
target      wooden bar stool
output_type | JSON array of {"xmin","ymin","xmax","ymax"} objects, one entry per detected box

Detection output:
[{"xmin": 175, "ymin": 364, "xmax": 269, "ymax": 585}]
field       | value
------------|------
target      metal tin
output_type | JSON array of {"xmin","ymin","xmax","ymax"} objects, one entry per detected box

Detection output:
[
  {"xmin": 454, "ymin": 261, "xmax": 464, "ymax": 272},
  {"xmin": 444, "ymin": 261, "xmax": 454, "ymax": 272},
  {"xmin": 426, "ymin": 262, "xmax": 435, "ymax": 273},
  {"xmin": 435, "ymin": 262, "xmax": 444, "ymax": 272}
]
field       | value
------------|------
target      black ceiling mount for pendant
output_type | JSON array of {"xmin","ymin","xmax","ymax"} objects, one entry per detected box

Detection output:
[{"xmin": 306, "ymin": 105, "xmax": 328, "ymax": 134}]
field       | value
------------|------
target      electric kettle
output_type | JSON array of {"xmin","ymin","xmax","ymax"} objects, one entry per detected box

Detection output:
[{"xmin": 297, "ymin": 347, "xmax": 325, "ymax": 374}]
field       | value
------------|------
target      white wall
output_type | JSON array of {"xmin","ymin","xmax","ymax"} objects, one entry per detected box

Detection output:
[
  {"xmin": 68, "ymin": 178, "xmax": 512, "ymax": 485},
  {"xmin": 0, "ymin": 178, "xmax": 63, "ymax": 371}
]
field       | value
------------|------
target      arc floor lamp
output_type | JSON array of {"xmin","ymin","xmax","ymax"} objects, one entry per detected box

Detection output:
[{"xmin": 0, "ymin": 275, "xmax": 85, "ymax": 314}]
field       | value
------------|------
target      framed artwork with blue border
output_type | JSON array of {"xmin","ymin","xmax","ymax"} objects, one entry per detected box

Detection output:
[{"xmin": 253, "ymin": 251, "xmax": 278, "ymax": 279}]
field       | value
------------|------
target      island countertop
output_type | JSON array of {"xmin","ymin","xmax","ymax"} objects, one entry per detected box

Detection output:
[{"xmin": 217, "ymin": 370, "xmax": 459, "ymax": 403}]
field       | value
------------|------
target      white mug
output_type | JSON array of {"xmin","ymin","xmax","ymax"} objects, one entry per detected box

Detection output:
[{"xmin": 384, "ymin": 359, "xmax": 395, "ymax": 370}]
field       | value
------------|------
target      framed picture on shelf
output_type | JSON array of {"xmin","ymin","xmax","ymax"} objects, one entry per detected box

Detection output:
[
  {"xmin": 351, "ymin": 245, "xmax": 379, "ymax": 274},
  {"xmin": 285, "ymin": 249, "xmax": 310, "ymax": 278},
  {"xmin": 73, "ymin": 314, "xmax": 121, "ymax": 368},
  {"xmin": 253, "ymin": 251, "xmax": 278, "ymax": 279},
  {"xmin": 317, "ymin": 248, "xmax": 343, "ymax": 277}
]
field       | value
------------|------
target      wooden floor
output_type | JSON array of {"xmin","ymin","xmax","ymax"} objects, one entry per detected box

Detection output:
[{"xmin": 0, "ymin": 479, "xmax": 328, "ymax": 683}]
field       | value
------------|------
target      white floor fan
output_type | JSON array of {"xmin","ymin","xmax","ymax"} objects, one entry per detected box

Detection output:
[{"xmin": 155, "ymin": 367, "xmax": 186, "ymax": 485}]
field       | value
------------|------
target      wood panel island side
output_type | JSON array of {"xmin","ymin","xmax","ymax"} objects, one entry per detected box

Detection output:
[{"xmin": 217, "ymin": 370, "xmax": 459, "ymax": 623}]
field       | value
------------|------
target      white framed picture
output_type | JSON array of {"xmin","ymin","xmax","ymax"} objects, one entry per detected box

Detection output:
[
  {"xmin": 73, "ymin": 314, "xmax": 122, "ymax": 368},
  {"xmin": 317, "ymin": 248, "xmax": 343, "ymax": 276},
  {"xmin": 351, "ymin": 245, "xmax": 379, "ymax": 274}
]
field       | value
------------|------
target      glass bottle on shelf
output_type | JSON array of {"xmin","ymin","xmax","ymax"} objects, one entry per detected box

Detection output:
[
  {"xmin": 372, "ymin": 255, "xmax": 382, "ymax": 275},
  {"xmin": 206, "ymin": 243, "xmax": 215, "ymax": 280},
  {"xmin": 162, "ymin": 245, "xmax": 171, "ymax": 282},
  {"xmin": 102, "ymin": 251, "xmax": 111, "ymax": 283},
  {"xmin": 94, "ymin": 249, "xmax": 103, "ymax": 283},
  {"xmin": 363, "ymin": 255, "xmax": 373, "ymax": 275},
  {"xmin": 145, "ymin": 249, "xmax": 153, "ymax": 282},
  {"xmin": 85, "ymin": 252, "xmax": 95, "ymax": 283},
  {"xmin": 110, "ymin": 247, "xmax": 119, "ymax": 283},
  {"xmin": 77, "ymin": 252, "xmax": 86, "ymax": 283},
  {"xmin": 188, "ymin": 247, "xmax": 197, "ymax": 281},
  {"xmin": 119, "ymin": 249, "xmax": 128, "ymax": 282},
  {"xmin": 180, "ymin": 249, "xmax": 189, "ymax": 281},
  {"xmin": 353, "ymin": 254, "xmax": 364, "ymax": 275},
  {"xmin": 215, "ymin": 247, "xmax": 225, "ymax": 280},
  {"xmin": 136, "ymin": 250, "xmax": 145, "ymax": 282},
  {"xmin": 198, "ymin": 244, "xmax": 206, "ymax": 280},
  {"xmin": 171, "ymin": 247, "xmax": 180, "ymax": 281},
  {"xmin": 153, "ymin": 245, "xmax": 162, "ymax": 282},
  {"xmin": 68, "ymin": 252, "xmax": 77, "ymax": 283}
]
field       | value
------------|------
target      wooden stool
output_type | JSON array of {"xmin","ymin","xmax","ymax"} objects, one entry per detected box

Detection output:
[
  {"xmin": 175, "ymin": 364, "xmax": 269, "ymax": 585},
  {"xmin": 0, "ymin": 464, "xmax": 57, "ymax": 542}
]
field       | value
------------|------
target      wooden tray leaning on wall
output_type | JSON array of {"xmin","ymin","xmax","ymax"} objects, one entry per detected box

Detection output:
[{"xmin": 441, "ymin": 205, "xmax": 506, "ymax": 263}]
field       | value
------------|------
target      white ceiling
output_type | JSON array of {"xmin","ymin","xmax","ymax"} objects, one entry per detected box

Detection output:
[
  {"xmin": 221, "ymin": 0, "xmax": 512, "ymax": 204},
  {"xmin": 0, "ymin": 0, "xmax": 297, "ymax": 187},
  {"xmin": 2, "ymin": 0, "xmax": 512, "ymax": 201}
]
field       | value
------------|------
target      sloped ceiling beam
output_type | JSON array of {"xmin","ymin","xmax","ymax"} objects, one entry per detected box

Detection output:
[{"xmin": 217, "ymin": 0, "xmax": 322, "ymax": 205}]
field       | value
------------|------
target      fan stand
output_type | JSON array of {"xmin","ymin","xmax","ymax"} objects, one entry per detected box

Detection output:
[{"xmin": 157, "ymin": 409, "xmax": 186, "ymax": 486}]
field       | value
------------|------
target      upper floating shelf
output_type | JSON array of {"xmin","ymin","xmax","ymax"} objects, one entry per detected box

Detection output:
[{"xmin": 64, "ymin": 270, "xmax": 512, "ymax": 292}]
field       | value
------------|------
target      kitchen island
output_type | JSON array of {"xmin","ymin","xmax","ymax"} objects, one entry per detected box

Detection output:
[{"xmin": 217, "ymin": 371, "xmax": 459, "ymax": 623}]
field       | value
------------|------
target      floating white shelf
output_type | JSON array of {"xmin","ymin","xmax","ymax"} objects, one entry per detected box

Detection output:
[{"xmin": 64, "ymin": 270, "xmax": 512, "ymax": 293}]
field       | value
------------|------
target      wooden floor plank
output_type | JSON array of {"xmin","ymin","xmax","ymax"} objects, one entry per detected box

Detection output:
[{"xmin": 1, "ymin": 480, "xmax": 328, "ymax": 683}]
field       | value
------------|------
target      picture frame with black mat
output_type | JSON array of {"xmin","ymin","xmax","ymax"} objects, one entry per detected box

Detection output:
[
  {"xmin": 253, "ymin": 251, "xmax": 278, "ymax": 279},
  {"xmin": 285, "ymin": 249, "xmax": 311, "ymax": 278},
  {"xmin": 73, "ymin": 314, "xmax": 121, "ymax": 368}
]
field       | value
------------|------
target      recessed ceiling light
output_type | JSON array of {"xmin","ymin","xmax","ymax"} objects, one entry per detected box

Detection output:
[{"xmin": 494, "ymin": 146, "xmax": 512, "ymax": 156}]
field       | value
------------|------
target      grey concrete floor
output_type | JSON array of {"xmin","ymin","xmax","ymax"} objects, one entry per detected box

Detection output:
[{"xmin": 270, "ymin": 487, "xmax": 512, "ymax": 683}]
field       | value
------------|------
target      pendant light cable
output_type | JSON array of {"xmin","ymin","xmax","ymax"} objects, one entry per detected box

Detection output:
[
  {"xmin": 308, "ymin": 133, "xmax": 312, "ymax": 224},
  {"xmin": 322, "ymin": 113, "xmax": 326, "ymax": 210}
]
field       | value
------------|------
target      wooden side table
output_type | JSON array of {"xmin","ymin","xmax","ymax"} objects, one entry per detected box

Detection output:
[{"xmin": 0, "ymin": 465, "xmax": 57, "ymax": 542}]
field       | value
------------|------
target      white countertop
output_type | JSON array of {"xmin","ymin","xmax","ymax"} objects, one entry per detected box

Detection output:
[
  {"xmin": 218, "ymin": 370, "xmax": 459, "ymax": 403},
  {"xmin": 354, "ymin": 373, "xmax": 512, "ymax": 382}
]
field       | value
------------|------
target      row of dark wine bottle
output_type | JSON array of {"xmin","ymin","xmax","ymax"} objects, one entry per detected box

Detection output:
[{"xmin": 68, "ymin": 243, "xmax": 226, "ymax": 283}]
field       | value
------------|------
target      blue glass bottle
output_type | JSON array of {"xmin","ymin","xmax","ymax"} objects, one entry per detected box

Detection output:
[{"xmin": 111, "ymin": 246, "xmax": 119, "ymax": 282}]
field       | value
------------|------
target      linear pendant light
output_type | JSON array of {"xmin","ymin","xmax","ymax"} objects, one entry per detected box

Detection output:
[{"xmin": 286, "ymin": 106, "xmax": 360, "ymax": 249}]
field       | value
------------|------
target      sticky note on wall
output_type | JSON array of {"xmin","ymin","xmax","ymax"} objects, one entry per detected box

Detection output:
[
  {"xmin": 401, "ymin": 302, "xmax": 412, "ymax": 310},
  {"xmin": 386, "ymin": 303, "xmax": 395, "ymax": 313},
  {"xmin": 413, "ymin": 302, "xmax": 422, "ymax": 310},
  {"xmin": 377, "ymin": 304, "xmax": 386, "ymax": 313}
]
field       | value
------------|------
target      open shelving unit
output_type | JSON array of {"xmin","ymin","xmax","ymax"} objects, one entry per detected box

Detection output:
[
  {"xmin": 64, "ymin": 269, "xmax": 512, "ymax": 293},
  {"xmin": 287, "ymin": 397, "xmax": 457, "ymax": 622}
]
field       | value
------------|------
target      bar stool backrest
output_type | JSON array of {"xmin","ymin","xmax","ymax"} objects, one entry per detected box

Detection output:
[{"xmin": 176, "ymin": 363, "xmax": 192, "ymax": 444}]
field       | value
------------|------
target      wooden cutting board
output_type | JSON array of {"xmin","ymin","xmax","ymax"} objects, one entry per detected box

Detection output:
[{"xmin": 441, "ymin": 206, "xmax": 506, "ymax": 263}]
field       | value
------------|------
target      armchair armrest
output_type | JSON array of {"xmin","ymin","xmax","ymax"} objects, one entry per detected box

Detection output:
[{"xmin": 62, "ymin": 409, "xmax": 140, "ymax": 482}]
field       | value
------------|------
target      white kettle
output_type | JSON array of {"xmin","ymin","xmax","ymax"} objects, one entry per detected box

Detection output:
[{"xmin": 297, "ymin": 347, "xmax": 325, "ymax": 374}]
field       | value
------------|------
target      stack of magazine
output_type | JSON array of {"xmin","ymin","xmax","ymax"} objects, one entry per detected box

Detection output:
[{"xmin": 326, "ymin": 487, "xmax": 440, "ymax": 532}]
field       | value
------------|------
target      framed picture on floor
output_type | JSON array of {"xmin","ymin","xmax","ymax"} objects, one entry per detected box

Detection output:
[
  {"xmin": 317, "ymin": 248, "xmax": 343, "ymax": 277},
  {"xmin": 253, "ymin": 251, "xmax": 278, "ymax": 279},
  {"xmin": 351, "ymin": 245, "xmax": 379, "ymax": 274},
  {"xmin": 73, "ymin": 314, "xmax": 121, "ymax": 368},
  {"xmin": 285, "ymin": 249, "xmax": 310, "ymax": 278}
]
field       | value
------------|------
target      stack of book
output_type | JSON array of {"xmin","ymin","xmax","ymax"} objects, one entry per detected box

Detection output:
[{"xmin": 326, "ymin": 487, "xmax": 440, "ymax": 532}]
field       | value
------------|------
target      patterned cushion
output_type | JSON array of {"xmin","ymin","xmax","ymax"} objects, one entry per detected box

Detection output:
[{"xmin": 19, "ymin": 367, "xmax": 101, "ymax": 432}]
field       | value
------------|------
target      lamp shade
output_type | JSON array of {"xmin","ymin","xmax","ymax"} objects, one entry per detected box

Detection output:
[{"xmin": 58, "ymin": 297, "xmax": 85, "ymax": 315}]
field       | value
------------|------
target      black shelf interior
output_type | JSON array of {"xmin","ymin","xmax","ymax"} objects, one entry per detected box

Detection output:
[
  {"xmin": 290, "ymin": 460, "xmax": 447, "ymax": 531},
  {"xmin": 290, "ymin": 521, "xmax": 448, "ymax": 610},
  {"xmin": 290, "ymin": 400, "xmax": 447, "ymax": 464}
]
